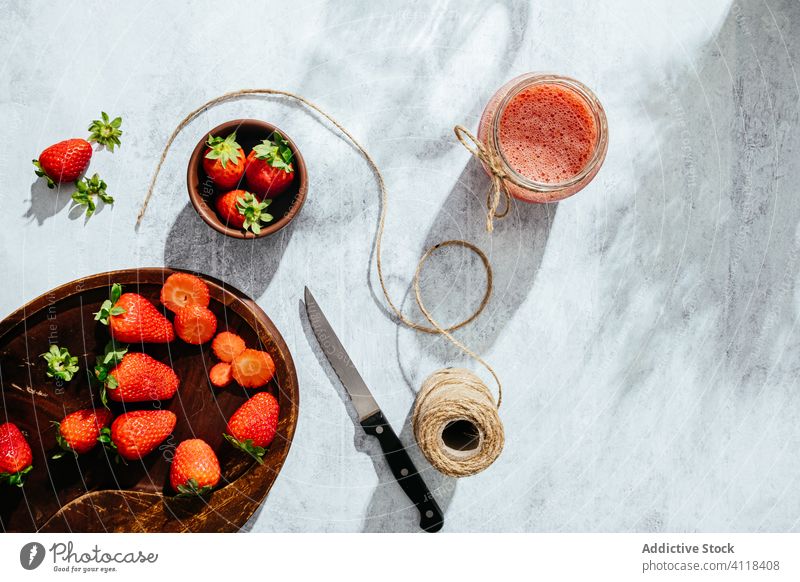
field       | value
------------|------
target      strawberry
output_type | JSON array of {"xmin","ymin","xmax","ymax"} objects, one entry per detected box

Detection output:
[
  {"xmin": 94, "ymin": 283, "xmax": 175, "ymax": 344},
  {"xmin": 231, "ymin": 349, "xmax": 276, "ymax": 388},
  {"xmin": 101, "ymin": 410, "xmax": 176, "ymax": 461},
  {"xmin": 33, "ymin": 138, "xmax": 92, "ymax": 188},
  {"xmin": 224, "ymin": 392, "xmax": 279, "ymax": 463},
  {"xmin": 169, "ymin": 439, "xmax": 221, "ymax": 496},
  {"xmin": 203, "ymin": 131, "xmax": 245, "ymax": 189},
  {"xmin": 174, "ymin": 304, "xmax": 217, "ymax": 345},
  {"xmin": 52, "ymin": 408, "xmax": 113, "ymax": 458},
  {"xmin": 160, "ymin": 272, "xmax": 210, "ymax": 314},
  {"xmin": 0, "ymin": 423, "xmax": 33, "ymax": 486},
  {"xmin": 216, "ymin": 190, "xmax": 273, "ymax": 235},
  {"xmin": 209, "ymin": 362, "xmax": 233, "ymax": 388},
  {"xmin": 211, "ymin": 332, "xmax": 246, "ymax": 363},
  {"xmin": 94, "ymin": 342, "xmax": 179, "ymax": 406},
  {"xmin": 244, "ymin": 133, "xmax": 295, "ymax": 196}
]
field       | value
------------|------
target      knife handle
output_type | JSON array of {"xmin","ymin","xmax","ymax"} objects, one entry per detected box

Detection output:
[{"xmin": 361, "ymin": 410, "xmax": 444, "ymax": 533}]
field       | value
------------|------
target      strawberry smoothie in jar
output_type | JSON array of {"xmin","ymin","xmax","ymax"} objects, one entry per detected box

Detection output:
[{"xmin": 476, "ymin": 74, "xmax": 608, "ymax": 203}]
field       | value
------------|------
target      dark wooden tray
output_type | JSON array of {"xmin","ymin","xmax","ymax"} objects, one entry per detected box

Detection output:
[{"xmin": 0, "ymin": 268, "xmax": 298, "ymax": 532}]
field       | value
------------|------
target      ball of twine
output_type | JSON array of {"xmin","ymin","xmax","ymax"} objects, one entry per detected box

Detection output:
[
  {"xmin": 413, "ymin": 368, "xmax": 504, "ymax": 477},
  {"xmin": 136, "ymin": 89, "xmax": 507, "ymax": 478}
]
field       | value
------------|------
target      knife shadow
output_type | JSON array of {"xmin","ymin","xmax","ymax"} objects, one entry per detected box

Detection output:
[{"xmin": 299, "ymin": 300, "xmax": 456, "ymax": 532}]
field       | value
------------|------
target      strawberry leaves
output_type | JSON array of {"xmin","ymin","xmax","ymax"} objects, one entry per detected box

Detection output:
[
  {"xmin": 88, "ymin": 112, "xmax": 123, "ymax": 152},
  {"xmin": 94, "ymin": 283, "xmax": 125, "ymax": 325},
  {"xmin": 252, "ymin": 132, "xmax": 294, "ymax": 172},
  {"xmin": 72, "ymin": 173, "xmax": 113, "ymax": 217},
  {"xmin": 93, "ymin": 341, "xmax": 129, "ymax": 408},
  {"xmin": 0, "ymin": 465, "xmax": 32, "ymax": 487},
  {"xmin": 236, "ymin": 192, "xmax": 273, "ymax": 235},
  {"xmin": 176, "ymin": 477, "xmax": 214, "ymax": 498},
  {"xmin": 50, "ymin": 421, "xmax": 74, "ymax": 460},
  {"xmin": 205, "ymin": 131, "xmax": 243, "ymax": 168},
  {"xmin": 32, "ymin": 159, "xmax": 56, "ymax": 188},
  {"xmin": 41, "ymin": 344, "xmax": 79, "ymax": 382},
  {"xmin": 223, "ymin": 433, "xmax": 266, "ymax": 464}
]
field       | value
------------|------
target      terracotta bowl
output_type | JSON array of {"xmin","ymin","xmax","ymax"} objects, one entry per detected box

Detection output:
[{"xmin": 187, "ymin": 119, "xmax": 308, "ymax": 239}]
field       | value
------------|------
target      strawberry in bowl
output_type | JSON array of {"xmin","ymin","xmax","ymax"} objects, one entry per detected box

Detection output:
[
  {"xmin": 202, "ymin": 131, "xmax": 246, "ymax": 190},
  {"xmin": 245, "ymin": 133, "xmax": 295, "ymax": 197}
]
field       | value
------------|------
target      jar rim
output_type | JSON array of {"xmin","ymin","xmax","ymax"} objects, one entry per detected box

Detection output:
[{"xmin": 490, "ymin": 74, "xmax": 609, "ymax": 192}]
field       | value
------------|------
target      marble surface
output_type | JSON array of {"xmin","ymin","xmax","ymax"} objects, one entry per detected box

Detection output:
[{"xmin": 1, "ymin": 0, "xmax": 799, "ymax": 532}]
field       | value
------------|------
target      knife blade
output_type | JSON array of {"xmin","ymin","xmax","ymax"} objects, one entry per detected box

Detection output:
[{"xmin": 304, "ymin": 286, "xmax": 444, "ymax": 533}]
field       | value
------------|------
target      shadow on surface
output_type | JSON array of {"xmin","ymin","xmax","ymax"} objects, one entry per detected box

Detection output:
[{"xmin": 163, "ymin": 204, "xmax": 291, "ymax": 301}]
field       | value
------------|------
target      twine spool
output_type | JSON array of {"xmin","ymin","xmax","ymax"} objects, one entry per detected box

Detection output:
[
  {"xmin": 413, "ymin": 368, "xmax": 503, "ymax": 477},
  {"xmin": 136, "ymin": 89, "xmax": 506, "ymax": 477}
]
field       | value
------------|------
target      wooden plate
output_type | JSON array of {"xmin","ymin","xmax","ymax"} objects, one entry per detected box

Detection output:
[{"xmin": 0, "ymin": 268, "xmax": 299, "ymax": 532}]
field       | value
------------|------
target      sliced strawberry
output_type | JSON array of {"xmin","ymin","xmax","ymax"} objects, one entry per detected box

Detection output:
[
  {"xmin": 209, "ymin": 363, "xmax": 232, "ymax": 388},
  {"xmin": 174, "ymin": 304, "xmax": 217, "ymax": 345},
  {"xmin": 231, "ymin": 349, "xmax": 275, "ymax": 388},
  {"xmin": 211, "ymin": 331, "xmax": 246, "ymax": 363},
  {"xmin": 161, "ymin": 272, "xmax": 210, "ymax": 314}
]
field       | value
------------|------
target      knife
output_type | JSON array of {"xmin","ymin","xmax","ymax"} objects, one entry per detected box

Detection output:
[{"xmin": 304, "ymin": 286, "xmax": 444, "ymax": 533}]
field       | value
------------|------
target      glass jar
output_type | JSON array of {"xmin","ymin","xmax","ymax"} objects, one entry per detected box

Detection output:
[{"xmin": 476, "ymin": 73, "xmax": 608, "ymax": 203}]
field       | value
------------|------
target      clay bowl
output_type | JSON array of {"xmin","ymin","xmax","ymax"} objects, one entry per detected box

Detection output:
[
  {"xmin": 187, "ymin": 119, "xmax": 308, "ymax": 239},
  {"xmin": 0, "ymin": 268, "xmax": 299, "ymax": 532}
]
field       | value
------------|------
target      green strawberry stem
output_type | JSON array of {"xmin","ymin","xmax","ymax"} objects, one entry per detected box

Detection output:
[
  {"xmin": 252, "ymin": 132, "xmax": 294, "ymax": 171},
  {"xmin": 41, "ymin": 344, "xmax": 79, "ymax": 382},
  {"xmin": 97, "ymin": 427, "xmax": 126, "ymax": 465},
  {"xmin": 50, "ymin": 420, "xmax": 75, "ymax": 460},
  {"xmin": 93, "ymin": 340, "xmax": 129, "ymax": 408},
  {"xmin": 32, "ymin": 159, "xmax": 56, "ymax": 188},
  {"xmin": 94, "ymin": 283, "xmax": 125, "ymax": 325},
  {"xmin": 72, "ymin": 173, "xmax": 113, "ymax": 218},
  {"xmin": 205, "ymin": 131, "xmax": 242, "ymax": 168},
  {"xmin": 87, "ymin": 112, "xmax": 123, "ymax": 151},
  {"xmin": 176, "ymin": 478, "xmax": 214, "ymax": 498},
  {"xmin": 0, "ymin": 465, "xmax": 32, "ymax": 487},
  {"xmin": 236, "ymin": 192, "xmax": 273, "ymax": 235},
  {"xmin": 223, "ymin": 433, "xmax": 265, "ymax": 464}
]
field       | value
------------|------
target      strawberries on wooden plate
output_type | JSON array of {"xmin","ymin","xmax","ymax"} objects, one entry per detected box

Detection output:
[{"xmin": 0, "ymin": 268, "xmax": 298, "ymax": 532}]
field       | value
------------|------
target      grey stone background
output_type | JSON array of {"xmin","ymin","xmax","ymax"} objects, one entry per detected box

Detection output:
[{"xmin": 0, "ymin": 0, "xmax": 798, "ymax": 532}]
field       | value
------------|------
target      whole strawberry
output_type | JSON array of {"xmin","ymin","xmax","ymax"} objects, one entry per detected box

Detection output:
[
  {"xmin": 33, "ymin": 138, "xmax": 92, "ymax": 188},
  {"xmin": 215, "ymin": 190, "xmax": 273, "ymax": 235},
  {"xmin": 0, "ymin": 423, "xmax": 33, "ymax": 486},
  {"xmin": 224, "ymin": 392, "xmax": 280, "ymax": 463},
  {"xmin": 101, "ymin": 410, "xmax": 176, "ymax": 461},
  {"xmin": 52, "ymin": 408, "xmax": 113, "ymax": 458},
  {"xmin": 169, "ymin": 439, "xmax": 221, "ymax": 496},
  {"xmin": 94, "ymin": 283, "xmax": 175, "ymax": 344},
  {"xmin": 203, "ymin": 131, "xmax": 245, "ymax": 189},
  {"xmin": 244, "ymin": 133, "xmax": 295, "ymax": 196},
  {"xmin": 94, "ymin": 342, "xmax": 179, "ymax": 406}
]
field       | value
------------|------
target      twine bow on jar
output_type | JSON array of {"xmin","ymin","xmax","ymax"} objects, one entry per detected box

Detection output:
[{"xmin": 453, "ymin": 124, "xmax": 516, "ymax": 233}]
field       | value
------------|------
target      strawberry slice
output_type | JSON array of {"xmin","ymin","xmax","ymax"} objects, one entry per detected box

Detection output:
[
  {"xmin": 209, "ymin": 362, "xmax": 233, "ymax": 387},
  {"xmin": 211, "ymin": 331, "xmax": 246, "ymax": 363},
  {"xmin": 160, "ymin": 272, "xmax": 210, "ymax": 314},
  {"xmin": 231, "ymin": 349, "xmax": 275, "ymax": 388},
  {"xmin": 174, "ymin": 304, "xmax": 217, "ymax": 345}
]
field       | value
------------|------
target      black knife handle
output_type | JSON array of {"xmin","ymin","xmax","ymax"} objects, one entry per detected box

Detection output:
[{"xmin": 361, "ymin": 410, "xmax": 444, "ymax": 533}]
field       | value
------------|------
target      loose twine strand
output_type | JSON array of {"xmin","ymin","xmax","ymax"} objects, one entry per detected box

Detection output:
[{"xmin": 136, "ymin": 89, "xmax": 510, "ymax": 475}]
